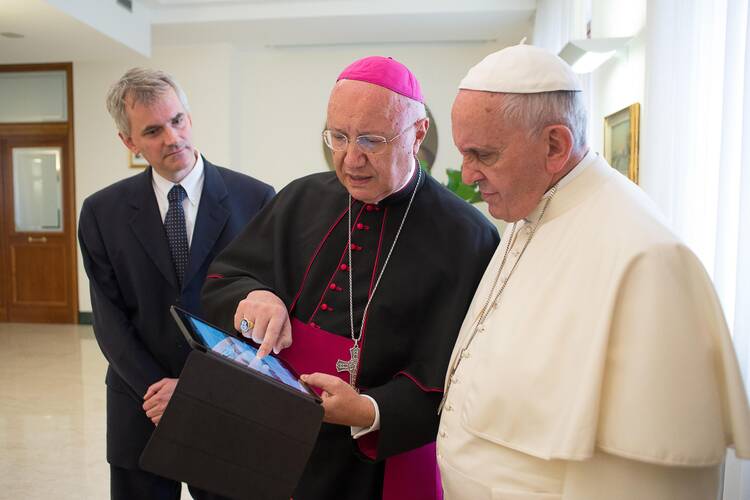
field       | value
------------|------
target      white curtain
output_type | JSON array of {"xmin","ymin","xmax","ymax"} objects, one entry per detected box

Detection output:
[{"xmin": 641, "ymin": 1, "xmax": 750, "ymax": 498}]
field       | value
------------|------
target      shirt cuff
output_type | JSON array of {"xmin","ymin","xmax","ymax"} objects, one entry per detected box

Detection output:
[{"xmin": 351, "ymin": 394, "xmax": 380, "ymax": 439}]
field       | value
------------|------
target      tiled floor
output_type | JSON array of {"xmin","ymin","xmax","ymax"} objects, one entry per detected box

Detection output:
[{"xmin": 0, "ymin": 323, "xmax": 191, "ymax": 500}]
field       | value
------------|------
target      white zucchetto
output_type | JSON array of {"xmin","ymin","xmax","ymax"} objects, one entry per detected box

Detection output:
[{"xmin": 459, "ymin": 44, "xmax": 582, "ymax": 93}]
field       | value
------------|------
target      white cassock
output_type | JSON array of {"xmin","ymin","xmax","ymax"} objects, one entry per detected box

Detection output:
[{"xmin": 437, "ymin": 150, "xmax": 750, "ymax": 500}]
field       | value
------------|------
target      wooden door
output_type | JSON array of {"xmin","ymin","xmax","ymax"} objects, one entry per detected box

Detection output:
[{"xmin": 0, "ymin": 130, "xmax": 77, "ymax": 323}]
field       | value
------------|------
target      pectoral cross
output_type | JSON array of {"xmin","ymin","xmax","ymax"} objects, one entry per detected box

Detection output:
[{"xmin": 336, "ymin": 344, "xmax": 360, "ymax": 387}]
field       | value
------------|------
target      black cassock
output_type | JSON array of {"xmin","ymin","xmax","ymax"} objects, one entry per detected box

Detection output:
[{"xmin": 202, "ymin": 168, "xmax": 499, "ymax": 500}]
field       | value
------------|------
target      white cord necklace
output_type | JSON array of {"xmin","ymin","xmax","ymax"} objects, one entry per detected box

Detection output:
[
  {"xmin": 439, "ymin": 185, "xmax": 558, "ymax": 411},
  {"xmin": 335, "ymin": 167, "xmax": 423, "ymax": 387}
]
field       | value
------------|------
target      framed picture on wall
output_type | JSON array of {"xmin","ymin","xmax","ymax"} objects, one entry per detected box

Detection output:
[
  {"xmin": 129, "ymin": 151, "xmax": 149, "ymax": 169},
  {"xmin": 604, "ymin": 103, "xmax": 640, "ymax": 184}
]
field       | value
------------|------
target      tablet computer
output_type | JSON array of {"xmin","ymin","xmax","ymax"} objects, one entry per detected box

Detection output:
[{"xmin": 170, "ymin": 306, "xmax": 320, "ymax": 402}]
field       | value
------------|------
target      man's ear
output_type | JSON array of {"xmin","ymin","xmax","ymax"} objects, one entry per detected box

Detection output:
[
  {"xmin": 544, "ymin": 124, "xmax": 574, "ymax": 175},
  {"xmin": 412, "ymin": 118, "xmax": 429, "ymax": 156},
  {"xmin": 118, "ymin": 131, "xmax": 138, "ymax": 154}
]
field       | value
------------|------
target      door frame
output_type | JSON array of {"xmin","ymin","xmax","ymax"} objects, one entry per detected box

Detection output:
[{"xmin": 0, "ymin": 62, "xmax": 77, "ymax": 323}]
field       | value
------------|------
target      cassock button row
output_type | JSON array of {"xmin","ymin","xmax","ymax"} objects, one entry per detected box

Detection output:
[
  {"xmin": 366, "ymin": 204, "xmax": 375, "ymax": 212},
  {"xmin": 321, "ymin": 303, "xmax": 333, "ymax": 311},
  {"xmin": 329, "ymin": 283, "xmax": 343, "ymax": 291},
  {"xmin": 351, "ymin": 243, "xmax": 363, "ymax": 251},
  {"xmin": 356, "ymin": 223, "xmax": 370, "ymax": 231},
  {"xmin": 340, "ymin": 264, "xmax": 348, "ymax": 271}
]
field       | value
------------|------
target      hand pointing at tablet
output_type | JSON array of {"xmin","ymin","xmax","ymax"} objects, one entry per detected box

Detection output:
[{"xmin": 233, "ymin": 290, "xmax": 293, "ymax": 358}]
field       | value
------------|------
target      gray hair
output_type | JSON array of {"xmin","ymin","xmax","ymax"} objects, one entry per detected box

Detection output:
[
  {"xmin": 497, "ymin": 90, "xmax": 588, "ymax": 151},
  {"xmin": 405, "ymin": 98, "xmax": 427, "ymax": 123},
  {"xmin": 106, "ymin": 67, "xmax": 190, "ymax": 136}
]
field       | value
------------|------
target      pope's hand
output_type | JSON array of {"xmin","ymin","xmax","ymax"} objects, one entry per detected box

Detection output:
[
  {"xmin": 233, "ymin": 290, "xmax": 292, "ymax": 358},
  {"xmin": 301, "ymin": 373, "xmax": 375, "ymax": 427}
]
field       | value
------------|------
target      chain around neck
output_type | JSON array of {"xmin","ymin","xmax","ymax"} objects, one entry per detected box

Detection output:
[{"xmin": 347, "ymin": 167, "xmax": 423, "ymax": 347}]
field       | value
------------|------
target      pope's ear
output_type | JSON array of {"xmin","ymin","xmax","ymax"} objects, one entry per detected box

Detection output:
[
  {"xmin": 544, "ymin": 124, "xmax": 574, "ymax": 175},
  {"xmin": 118, "ymin": 132, "xmax": 138, "ymax": 154}
]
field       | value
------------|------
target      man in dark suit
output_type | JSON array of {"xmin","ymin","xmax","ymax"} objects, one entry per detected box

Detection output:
[{"xmin": 78, "ymin": 68, "xmax": 275, "ymax": 500}]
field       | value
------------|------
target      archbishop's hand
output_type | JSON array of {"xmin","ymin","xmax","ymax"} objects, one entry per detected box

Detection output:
[
  {"xmin": 233, "ymin": 290, "xmax": 292, "ymax": 358},
  {"xmin": 143, "ymin": 377, "xmax": 177, "ymax": 425},
  {"xmin": 301, "ymin": 373, "xmax": 376, "ymax": 427}
]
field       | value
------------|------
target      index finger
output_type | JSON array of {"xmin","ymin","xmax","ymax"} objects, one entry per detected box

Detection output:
[{"xmin": 257, "ymin": 314, "xmax": 283, "ymax": 358}]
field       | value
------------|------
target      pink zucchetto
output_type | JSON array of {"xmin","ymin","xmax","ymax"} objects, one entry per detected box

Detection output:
[{"xmin": 337, "ymin": 56, "xmax": 424, "ymax": 103}]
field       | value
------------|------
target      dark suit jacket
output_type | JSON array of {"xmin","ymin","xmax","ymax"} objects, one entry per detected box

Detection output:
[{"xmin": 78, "ymin": 157, "xmax": 275, "ymax": 468}]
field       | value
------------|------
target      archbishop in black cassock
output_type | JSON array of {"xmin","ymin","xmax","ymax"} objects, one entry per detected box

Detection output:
[{"xmin": 201, "ymin": 56, "xmax": 499, "ymax": 500}]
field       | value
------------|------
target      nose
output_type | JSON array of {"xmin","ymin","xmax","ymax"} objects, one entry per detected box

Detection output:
[
  {"xmin": 343, "ymin": 139, "xmax": 366, "ymax": 168},
  {"xmin": 461, "ymin": 160, "xmax": 483, "ymax": 186},
  {"xmin": 163, "ymin": 124, "xmax": 180, "ymax": 146}
]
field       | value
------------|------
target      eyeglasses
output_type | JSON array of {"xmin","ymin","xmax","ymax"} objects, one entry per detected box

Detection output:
[{"xmin": 322, "ymin": 122, "xmax": 418, "ymax": 155}]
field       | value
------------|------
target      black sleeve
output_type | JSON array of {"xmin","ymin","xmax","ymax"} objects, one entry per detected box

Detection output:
[
  {"xmin": 359, "ymin": 378, "xmax": 443, "ymax": 460},
  {"xmin": 201, "ymin": 191, "xmax": 289, "ymax": 333},
  {"xmin": 78, "ymin": 199, "xmax": 169, "ymax": 398}
]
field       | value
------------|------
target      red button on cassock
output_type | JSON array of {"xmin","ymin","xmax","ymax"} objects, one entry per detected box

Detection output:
[
  {"xmin": 340, "ymin": 264, "xmax": 348, "ymax": 271},
  {"xmin": 366, "ymin": 205, "xmax": 375, "ymax": 212},
  {"xmin": 329, "ymin": 283, "xmax": 337, "ymax": 290},
  {"xmin": 356, "ymin": 223, "xmax": 364, "ymax": 230},
  {"xmin": 321, "ymin": 304, "xmax": 329, "ymax": 311}
]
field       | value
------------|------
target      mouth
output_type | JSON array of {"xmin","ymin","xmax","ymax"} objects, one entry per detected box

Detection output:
[
  {"xmin": 164, "ymin": 147, "xmax": 187, "ymax": 159},
  {"xmin": 347, "ymin": 174, "xmax": 372, "ymax": 185}
]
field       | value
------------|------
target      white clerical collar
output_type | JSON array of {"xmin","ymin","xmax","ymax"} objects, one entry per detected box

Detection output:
[
  {"xmin": 152, "ymin": 150, "xmax": 204, "ymax": 208},
  {"xmin": 524, "ymin": 149, "xmax": 595, "ymax": 223}
]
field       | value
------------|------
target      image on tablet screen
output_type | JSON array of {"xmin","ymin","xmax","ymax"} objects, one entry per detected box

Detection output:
[{"xmin": 188, "ymin": 317, "xmax": 308, "ymax": 394}]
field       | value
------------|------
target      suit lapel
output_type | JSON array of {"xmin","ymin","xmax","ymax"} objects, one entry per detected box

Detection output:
[
  {"xmin": 128, "ymin": 168, "xmax": 179, "ymax": 289},
  {"xmin": 183, "ymin": 159, "xmax": 230, "ymax": 289}
]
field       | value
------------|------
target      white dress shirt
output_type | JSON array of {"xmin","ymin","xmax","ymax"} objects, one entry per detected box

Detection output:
[{"xmin": 151, "ymin": 152, "xmax": 204, "ymax": 248}]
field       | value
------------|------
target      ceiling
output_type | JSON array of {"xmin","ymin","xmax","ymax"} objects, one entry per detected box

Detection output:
[
  {"xmin": 0, "ymin": 0, "xmax": 146, "ymax": 64},
  {"xmin": 0, "ymin": 0, "xmax": 536, "ymax": 64}
]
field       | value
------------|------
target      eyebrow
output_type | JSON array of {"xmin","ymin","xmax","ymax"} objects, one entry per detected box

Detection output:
[
  {"xmin": 140, "ymin": 112, "xmax": 184, "ymax": 136},
  {"xmin": 328, "ymin": 125, "xmax": 389, "ymax": 137}
]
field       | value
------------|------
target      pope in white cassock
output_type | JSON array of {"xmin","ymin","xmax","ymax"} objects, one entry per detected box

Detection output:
[{"xmin": 437, "ymin": 44, "xmax": 750, "ymax": 500}]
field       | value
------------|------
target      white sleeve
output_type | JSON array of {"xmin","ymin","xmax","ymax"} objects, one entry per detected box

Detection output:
[{"xmin": 350, "ymin": 394, "xmax": 381, "ymax": 438}]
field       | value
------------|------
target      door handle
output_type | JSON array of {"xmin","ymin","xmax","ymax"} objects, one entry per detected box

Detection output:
[{"xmin": 27, "ymin": 236, "xmax": 48, "ymax": 243}]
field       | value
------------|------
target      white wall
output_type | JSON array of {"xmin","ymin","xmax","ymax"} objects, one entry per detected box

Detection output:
[
  {"xmin": 74, "ymin": 33, "xmax": 529, "ymax": 312},
  {"xmin": 588, "ymin": 0, "xmax": 647, "ymax": 160}
]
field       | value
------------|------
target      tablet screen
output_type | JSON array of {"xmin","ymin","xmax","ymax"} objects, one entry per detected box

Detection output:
[{"xmin": 186, "ymin": 315, "xmax": 310, "ymax": 395}]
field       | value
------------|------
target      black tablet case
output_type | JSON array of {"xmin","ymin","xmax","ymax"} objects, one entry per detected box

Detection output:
[{"xmin": 139, "ymin": 349, "xmax": 323, "ymax": 500}]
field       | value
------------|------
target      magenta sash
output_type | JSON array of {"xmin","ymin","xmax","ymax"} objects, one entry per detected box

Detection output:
[{"xmin": 278, "ymin": 318, "xmax": 443, "ymax": 500}]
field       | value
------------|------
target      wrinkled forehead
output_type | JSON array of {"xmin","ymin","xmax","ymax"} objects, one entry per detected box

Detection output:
[
  {"xmin": 124, "ymin": 86, "xmax": 178, "ymax": 112},
  {"xmin": 327, "ymin": 80, "xmax": 408, "ymax": 130},
  {"xmin": 451, "ymin": 90, "xmax": 515, "ymax": 145}
]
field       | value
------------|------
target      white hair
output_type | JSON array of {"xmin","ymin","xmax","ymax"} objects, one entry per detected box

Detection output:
[{"xmin": 497, "ymin": 90, "xmax": 588, "ymax": 151}]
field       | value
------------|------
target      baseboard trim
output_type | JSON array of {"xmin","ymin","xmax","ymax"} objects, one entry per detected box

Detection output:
[{"xmin": 78, "ymin": 311, "xmax": 93, "ymax": 325}]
